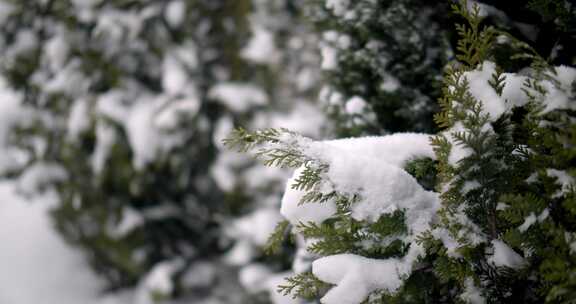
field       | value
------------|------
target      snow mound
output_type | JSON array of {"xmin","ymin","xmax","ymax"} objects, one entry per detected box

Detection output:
[
  {"xmin": 275, "ymin": 133, "xmax": 439, "ymax": 303},
  {"xmin": 313, "ymin": 254, "xmax": 404, "ymax": 304}
]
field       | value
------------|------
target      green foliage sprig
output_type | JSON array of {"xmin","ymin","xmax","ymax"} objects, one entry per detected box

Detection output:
[{"xmin": 277, "ymin": 271, "xmax": 331, "ymax": 300}]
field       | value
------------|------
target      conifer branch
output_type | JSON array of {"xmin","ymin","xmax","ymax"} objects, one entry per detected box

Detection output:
[
  {"xmin": 451, "ymin": 0, "xmax": 495, "ymax": 67},
  {"xmin": 292, "ymin": 163, "xmax": 326, "ymax": 191},
  {"xmin": 277, "ymin": 272, "xmax": 330, "ymax": 300},
  {"xmin": 264, "ymin": 220, "xmax": 291, "ymax": 255},
  {"xmin": 223, "ymin": 127, "xmax": 310, "ymax": 169},
  {"xmin": 222, "ymin": 127, "xmax": 284, "ymax": 152}
]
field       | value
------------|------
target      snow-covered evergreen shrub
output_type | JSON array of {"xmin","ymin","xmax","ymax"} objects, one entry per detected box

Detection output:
[
  {"xmin": 225, "ymin": 128, "xmax": 443, "ymax": 303},
  {"xmin": 226, "ymin": 1, "xmax": 576, "ymax": 303},
  {"xmin": 307, "ymin": 0, "xmax": 454, "ymax": 136},
  {"xmin": 213, "ymin": 1, "xmax": 329, "ymax": 302},
  {"xmin": 0, "ymin": 0, "xmax": 253, "ymax": 299},
  {"xmin": 424, "ymin": 5, "xmax": 576, "ymax": 303},
  {"xmin": 0, "ymin": 0, "xmax": 324, "ymax": 302}
]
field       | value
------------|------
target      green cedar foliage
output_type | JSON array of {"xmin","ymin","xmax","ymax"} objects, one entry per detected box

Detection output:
[
  {"xmin": 427, "ymin": 1, "xmax": 576, "ymax": 303},
  {"xmin": 227, "ymin": 1, "xmax": 576, "ymax": 303}
]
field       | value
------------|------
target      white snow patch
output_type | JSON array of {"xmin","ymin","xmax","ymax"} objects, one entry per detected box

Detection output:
[
  {"xmin": 238, "ymin": 263, "xmax": 273, "ymax": 293},
  {"xmin": 281, "ymin": 167, "xmax": 337, "ymax": 225},
  {"xmin": 250, "ymin": 101, "xmax": 326, "ymax": 138},
  {"xmin": 312, "ymin": 254, "xmax": 407, "ymax": 304},
  {"xmin": 67, "ymin": 98, "xmax": 91, "ymax": 140},
  {"xmin": 447, "ymin": 122, "xmax": 474, "ymax": 166},
  {"xmin": 0, "ymin": 2, "xmax": 14, "ymax": 24},
  {"xmin": 91, "ymin": 121, "xmax": 116, "ymax": 174},
  {"xmin": 180, "ymin": 261, "xmax": 216, "ymax": 289},
  {"xmin": 462, "ymin": 180, "xmax": 481, "ymax": 194},
  {"xmin": 380, "ymin": 77, "xmax": 400, "ymax": 92},
  {"xmin": 110, "ymin": 207, "xmax": 144, "ymax": 237},
  {"xmin": 162, "ymin": 54, "xmax": 190, "ymax": 95},
  {"xmin": 488, "ymin": 239, "xmax": 525, "ymax": 269},
  {"xmin": 45, "ymin": 34, "xmax": 70, "ymax": 71},
  {"xmin": 224, "ymin": 239, "xmax": 257, "ymax": 266},
  {"xmin": 228, "ymin": 208, "xmax": 283, "ymax": 247},
  {"xmin": 518, "ymin": 209, "xmax": 549, "ymax": 232},
  {"xmin": 320, "ymin": 133, "xmax": 435, "ymax": 167},
  {"xmin": 345, "ymin": 96, "xmax": 367, "ymax": 115},
  {"xmin": 431, "ymin": 228, "xmax": 462, "ymax": 258},
  {"xmin": 154, "ymin": 97, "xmax": 200, "ymax": 130},
  {"xmin": 16, "ymin": 163, "xmax": 67, "ymax": 195},
  {"xmin": 320, "ymin": 44, "xmax": 338, "ymax": 70},
  {"xmin": 0, "ymin": 82, "xmax": 29, "ymax": 173},
  {"xmin": 209, "ymin": 83, "xmax": 268, "ymax": 113},
  {"xmin": 464, "ymin": 61, "xmax": 576, "ymax": 121},
  {"xmin": 518, "ymin": 213, "xmax": 537, "ymax": 233},
  {"xmin": 43, "ymin": 60, "xmax": 90, "ymax": 95},
  {"xmin": 242, "ymin": 24, "xmax": 280, "ymax": 65},
  {"xmin": 165, "ymin": 1, "xmax": 186, "ymax": 28},
  {"xmin": 281, "ymin": 134, "xmax": 437, "ymax": 227},
  {"xmin": 546, "ymin": 169, "xmax": 575, "ymax": 198},
  {"xmin": 125, "ymin": 101, "xmax": 161, "ymax": 169},
  {"xmin": 460, "ymin": 278, "xmax": 486, "ymax": 304}
]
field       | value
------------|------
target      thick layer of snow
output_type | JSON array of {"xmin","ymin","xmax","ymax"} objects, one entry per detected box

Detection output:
[
  {"xmin": 275, "ymin": 133, "xmax": 439, "ymax": 303},
  {"xmin": 280, "ymin": 133, "xmax": 437, "ymax": 225},
  {"xmin": 281, "ymin": 167, "xmax": 338, "ymax": 225},
  {"xmin": 313, "ymin": 254, "xmax": 404, "ymax": 304},
  {"xmin": 324, "ymin": 134, "xmax": 435, "ymax": 164},
  {"xmin": 135, "ymin": 260, "xmax": 183, "ymax": 304}
]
